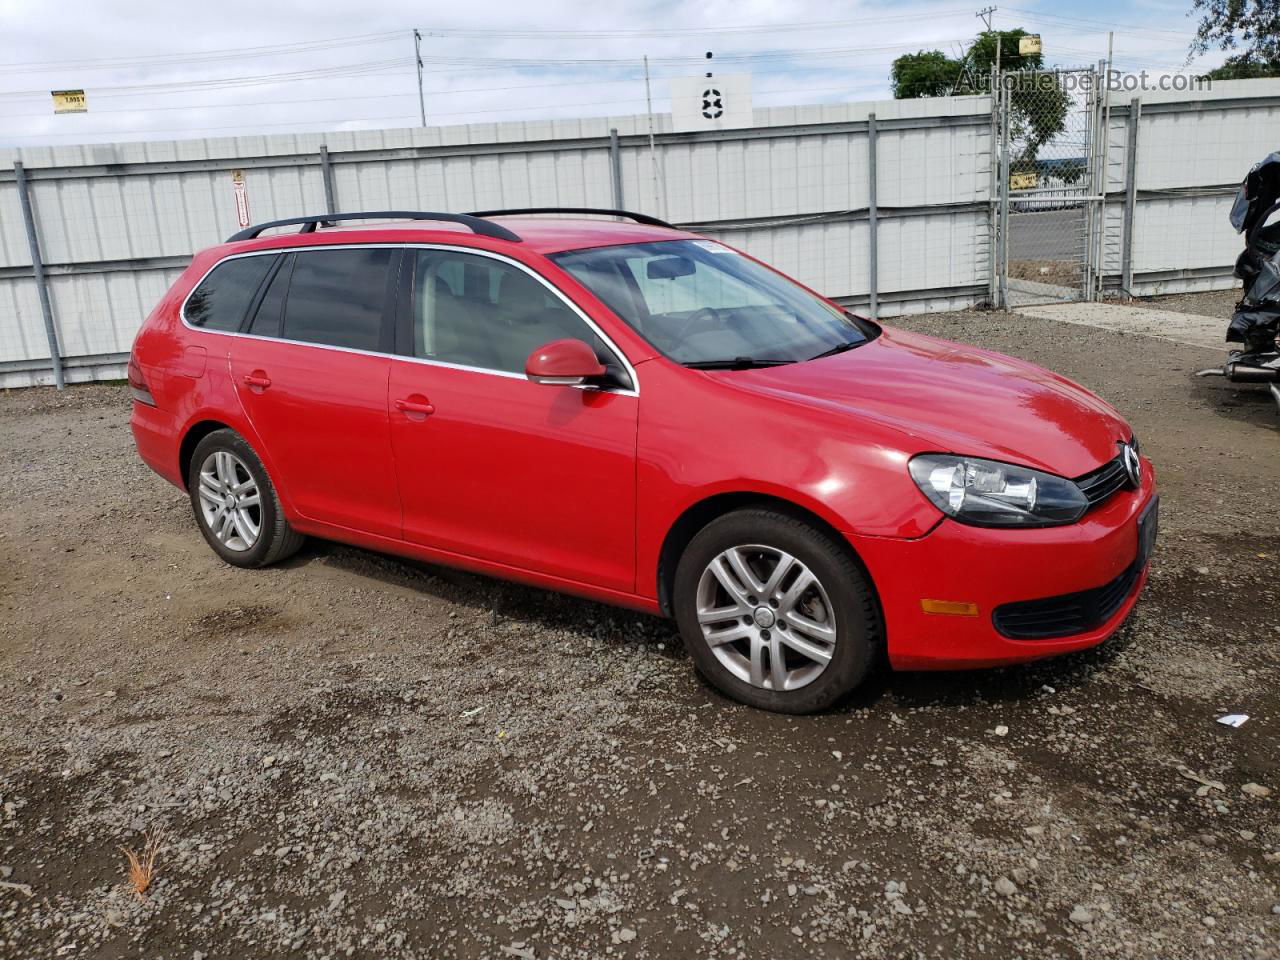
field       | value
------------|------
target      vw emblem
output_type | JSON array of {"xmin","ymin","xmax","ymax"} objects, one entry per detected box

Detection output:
[{"xmin": 1120, "ymin": 442, "xmax": 1141, "ymax": 488}]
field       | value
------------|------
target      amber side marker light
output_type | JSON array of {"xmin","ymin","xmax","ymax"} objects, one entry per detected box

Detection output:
[{"xmin": 921, "ymin": 599, "xmax": 980, "ymax": 617}]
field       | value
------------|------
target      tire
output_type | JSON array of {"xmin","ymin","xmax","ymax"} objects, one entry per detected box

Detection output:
[
  {"xmin": 187, "ymin": 429, "xmax": 304, "ymax": 568},
  {"xmin": 672, "ymin": 508, "xmax": 881, "ymax": 714}
]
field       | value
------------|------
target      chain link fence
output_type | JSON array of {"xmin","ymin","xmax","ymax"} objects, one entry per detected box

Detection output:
[{"xmin": 996, "ymin": 65, "xmax": 1103, "ymax": 306}]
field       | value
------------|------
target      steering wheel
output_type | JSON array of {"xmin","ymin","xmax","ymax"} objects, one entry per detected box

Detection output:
[{"xmin": 677, "ymin": 306, "xmax": 723, "ymax": 341}]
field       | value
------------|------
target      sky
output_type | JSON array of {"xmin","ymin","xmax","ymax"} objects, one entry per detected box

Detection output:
[{"xmin": 0, "ymin": 0, "xmax": 1226, "ymax": 147}]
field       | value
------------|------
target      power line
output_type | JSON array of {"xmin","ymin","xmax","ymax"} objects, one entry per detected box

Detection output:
[
  {"xmin": 999, "ymin": 7, "xmax": 1193, "ymax": 42},
  {"xmin": 0, "ymin": 32, "xmax": 403, "ymax": 74},
  {"xmin": 0, "ymin": 10, "xmax": 976, "ymax": 75},
  {"xmin": 0, "ymin": 57, "xmax": 416, "ymax": 100},
  {"xmin": 0, "ymin": 40, "xmax": 971, "ymax": 104},
  {"xmin": 411, "ymin": 11, "xmax": 975, "ymax": 38},
  {"xmin": 413, "ymin": 42, "xmax": 972, "ymax": 67}
]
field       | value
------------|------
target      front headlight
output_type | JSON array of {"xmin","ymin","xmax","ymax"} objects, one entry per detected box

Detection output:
[{"xmin": 908, "ymin": 454, "xmax": 1088, "ymax": 527}]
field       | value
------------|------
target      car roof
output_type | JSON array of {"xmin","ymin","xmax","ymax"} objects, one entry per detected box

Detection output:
[
  {"xmin": 224, "ymin": 216, "xmax": 697, "ymax": 257},
  {"xmin": 481, "ymin": 216, "xmax": 696, "ymax": 254}
]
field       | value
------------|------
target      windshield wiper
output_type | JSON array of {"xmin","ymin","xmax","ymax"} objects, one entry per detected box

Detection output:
[
  {"xmin": 683, "ymin": 357, "xmax": 793, "ymax": 370},
  {"xmin": 808, "ymin": 340, "xmax": 865, "ymax": 361}
]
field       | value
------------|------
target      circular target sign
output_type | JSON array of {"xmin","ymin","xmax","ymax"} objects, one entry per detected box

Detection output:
[{"xmin": 701, "ymin": 88, "xmax": 724, "ymax": 120}]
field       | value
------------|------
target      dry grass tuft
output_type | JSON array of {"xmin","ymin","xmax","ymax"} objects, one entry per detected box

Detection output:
[{"xmin": 118, "ymin": 825, "xmax": 165, "ymax": 898}]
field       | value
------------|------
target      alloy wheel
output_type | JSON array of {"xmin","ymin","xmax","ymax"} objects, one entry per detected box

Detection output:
[
  {"xmin": 196, "ymin": 450, "xmax": 262, "ymax": 552},
  {"xmin": 694, "ymin": 544, "xmax": 838, "ymax": 691}
]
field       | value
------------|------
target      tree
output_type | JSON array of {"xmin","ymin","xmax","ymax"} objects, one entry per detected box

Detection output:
[
  {"xmin": 892, "ymin": 29, "xmax": 1048, "ymax": 98},
  {"xmin": 891, "ymin": 51, "xmax": 961, "ymax": 98},
  {"xmin": 1201, "ymin": 56, "xmax": 1280, "ymax": 79},
  {"xmin": 964, "ymin": 29, "xmax": 1049, "ymax": 82},
  {"xmin": 891, "ymin": 29, "xmax": 1071, "ymax": 176},
  {"xmin": 1191, "ymin": 0, "xmax": 1280, "ymax": 79}
]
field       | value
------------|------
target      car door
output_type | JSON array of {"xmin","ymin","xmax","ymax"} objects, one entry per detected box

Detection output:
[
  {"xmin": 387, "ymin": 247, "xmax": 638, "ymax": 591},
  {"xmin": 228, "ymin": 246, "xmax": 403, "ymax": 540}
]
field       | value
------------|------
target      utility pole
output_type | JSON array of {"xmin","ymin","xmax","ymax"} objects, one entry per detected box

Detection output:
[
  {"xmin": 413, "ymin": 29, "xmax": 426, "ymax": 127},
  {"xmin": 644, "ymin": 55, "xmax": 661, "ymax": 216},
  {"xmin": 950, "ymin": 7, "xmax": 998, "ymax": 95}
]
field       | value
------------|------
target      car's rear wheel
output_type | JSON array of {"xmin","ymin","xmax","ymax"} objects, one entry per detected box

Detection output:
[
  {"xmin": 187, "ymin": 429, "xmax": 304, "ymax": 568},
  {"xmin": 673, "ymin": 508, "xmax": 881, "ymax": 714}
]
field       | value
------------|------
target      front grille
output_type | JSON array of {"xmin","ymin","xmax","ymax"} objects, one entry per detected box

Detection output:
[
  {"xmin": 1074, "ymin": 455, "xmax": 1130, "ymax": 509},
  {"xmin": 992, "ymin": 559, "xmax": 1142, "ymax": 639}
]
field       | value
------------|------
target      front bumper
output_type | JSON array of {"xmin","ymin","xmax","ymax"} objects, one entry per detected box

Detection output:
[{"xmin": 849, "ymin": 460, "xmax": 1157, "ymax": 670}]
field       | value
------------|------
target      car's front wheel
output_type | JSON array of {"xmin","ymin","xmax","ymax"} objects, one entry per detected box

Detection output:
[
  {"xmin": 673, "ymin": 508, "xmax": 881, "ymax": 714},
  {"xmin": 187, "ymin": 429, "xmax": 304, "ymax": 568}
]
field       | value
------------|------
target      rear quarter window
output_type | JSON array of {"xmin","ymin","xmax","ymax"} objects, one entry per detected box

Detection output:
[{"xmin": 184, "ymin": 255, "xmax": 276, "ymax": 331}]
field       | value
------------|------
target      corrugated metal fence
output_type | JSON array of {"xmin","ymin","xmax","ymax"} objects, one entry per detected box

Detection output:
[
  {"xmin": 2, "ymin": 78, "xmax": 1278, "ymax": 387},
  {"xmin": 1101, "ymin": 77, "xmax": 1280, "ymax": 297},
  {"xmin": 0, "ymin": 96, "xmax": 993, "ymax": 387}
]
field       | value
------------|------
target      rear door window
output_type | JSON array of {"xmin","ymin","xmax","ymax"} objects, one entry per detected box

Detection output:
[
  {"xmin": 247, "ymin": 255, "xmax": 292, "ymax": 338},
  {"xmin": 281, "ymin": 248, "xmax": 394, "ymax": 352},
  {"xmin": 185, "ymin": 255, "xmax": 276, "ymax": 331}
]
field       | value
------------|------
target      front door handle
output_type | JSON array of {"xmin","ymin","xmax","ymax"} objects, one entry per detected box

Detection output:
[
  {"xmin": 243, "ymin": 371, "xmax": 272, "ymax": 390},
  {"xmin": 394, "ymin": 395, "xmax": 436, "ymax": 419}
]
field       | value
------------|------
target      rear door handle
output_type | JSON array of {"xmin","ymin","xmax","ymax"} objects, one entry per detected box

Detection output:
[
  {"xmin": 243, "ymin": 371, "xmax": 272, "ymax": 390},
  {"xmin": 394, "ymin": 396, "xmax": 436, "ymax": 417}
]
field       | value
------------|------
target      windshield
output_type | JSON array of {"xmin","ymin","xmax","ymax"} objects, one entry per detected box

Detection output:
[{"xmin": 550, "ymin": 239, "xmax": 873, "ymax": 366}]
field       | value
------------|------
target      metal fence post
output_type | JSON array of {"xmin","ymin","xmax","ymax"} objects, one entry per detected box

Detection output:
[
  {"xmin": 319, "ymin": 145, "xmax": 337, "ymax": 215},
  {"xmin": 13, "ymin": 160, "xmax": 64, "ymax": 390},
  {"xmin": 867, "ymin": 113, "xmax": 879, "ymax": 320},
  {"xmin": 988, "ymin": 67, "xmax": 999, "ymax": 307},
  {"xmin": 1120, "ymin": 98, "xmax": 1141, "ymax": 296},
  {"xmin": 1094, "ymin": 51, "xmax": 1114, "ymax": 301},
  {"xmin": 609, "ymin": 128, "xmax": 624, "ymax": 208},
  {"xmin": 997, "ymin": 87, "xmax": 1010, "ymax": 310}
]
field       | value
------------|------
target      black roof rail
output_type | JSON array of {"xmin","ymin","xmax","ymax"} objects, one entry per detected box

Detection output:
[
  {"xmin": 467, "ymin": 207, "xmax": 677, "ymax": 230},
  {"xmin": 226, "ymin": 211, "xmax": 522, "ymax": 244}
]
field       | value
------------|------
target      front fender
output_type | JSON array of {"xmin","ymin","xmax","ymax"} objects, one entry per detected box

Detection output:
[{"xmin": 634, "ymin": 359, "xmax": 938, "ymax": 600}]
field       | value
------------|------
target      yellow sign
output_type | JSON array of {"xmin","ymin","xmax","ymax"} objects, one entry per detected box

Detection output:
[
  {"xmin": 1019, "ymin": 35, "xmax": 1042, "ymax": 56},
  {"xmin": 51, "ymin": 89, "xmax": 87, "ymax": 114},
  {"xmin": 1009, "ymin": 171, "xmax": 1038, "ymax": 190}
]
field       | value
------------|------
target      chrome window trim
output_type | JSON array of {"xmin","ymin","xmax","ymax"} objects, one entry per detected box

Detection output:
[{"xmin": 178, "ymin": 242, "xmax": 640, "ymax": 396}]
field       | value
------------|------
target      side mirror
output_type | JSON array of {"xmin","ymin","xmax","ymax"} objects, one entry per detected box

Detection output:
[{"xmin": 525, "ymin": 338, "xmax": 607, "ymax": 386}]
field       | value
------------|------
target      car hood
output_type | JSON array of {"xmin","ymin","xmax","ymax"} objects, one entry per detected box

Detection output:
[{"xmin": 727, "ymin": 327, "xmax": 1130, "ymax": 478}]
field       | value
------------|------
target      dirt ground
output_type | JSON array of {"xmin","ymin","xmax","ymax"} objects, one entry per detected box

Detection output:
[
  {"xmin": 1008, "ymin": 259, "xmax": 1081, "ymax": 287},
  {"xmin": 1, "ymin": 302, "xmax": 1277, "ymax": 960},
  {"xmin": 1137, "ymin": 288, "xmax": 1240, "ymax": 319}
]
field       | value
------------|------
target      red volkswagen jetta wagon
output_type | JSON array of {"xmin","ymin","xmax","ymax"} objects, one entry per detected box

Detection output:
[{"xmin": 130, "ymin": 208, "xmax": 1157, "ymax": 713}]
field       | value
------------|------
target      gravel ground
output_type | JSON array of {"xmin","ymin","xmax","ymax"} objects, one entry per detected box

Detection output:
[
  {"xmin": 1125, "ymin": 288, "xmax": 1240, "ymax": 319},
  {"xmin": 1, "ymin": 308, "xmax": 1277, "ymax": 959}
]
